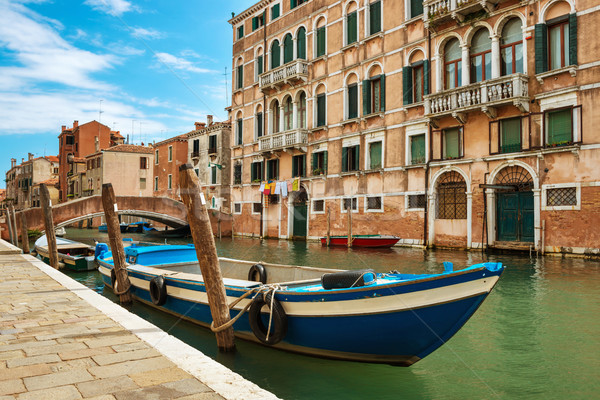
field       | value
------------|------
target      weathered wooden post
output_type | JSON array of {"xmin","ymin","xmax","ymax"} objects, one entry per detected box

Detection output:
[
  {"xmin": 217, "ymin": 213, "xmax": 222, "ymax": 240},
  {"xmin": 179, "ymin": 164, "xmax": 235, "ymax": 352},
  {"xmin": 6, "ymin": 206, "xmax": 14, "ymax": 245},
  {"xmin": 20, "ymin": 211, "xmax": 30, "ymax": 254},
  {"xmin": 347, "ymin": 205, "xmax": 353, "ymax": 248},
  {"xmin": 326, "ymin": 206, "xmax": 331, "ymax": 246},
  {"xmin": 101, "ymin": 183, "xmax": 132, "ymax": 304},
  {"xmin": 40, "ymin": 184, "xmax": 59, "ymax": 269},
  {"xmin": 10, "ymin": 205, "xmax": 19, "ymax": 247},
  {"xmin": 231, "ymin": 213, "xmax": 234, "ymax": 240}
]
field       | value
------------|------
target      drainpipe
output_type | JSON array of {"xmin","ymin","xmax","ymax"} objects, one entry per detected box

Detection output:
[
  {"xmin": 423, "ymin": 30, "xmax": 433, "ymax": 248},
  {"xmin": 259, "ymin": 12, "xmax": 268, "ymax": 240}
]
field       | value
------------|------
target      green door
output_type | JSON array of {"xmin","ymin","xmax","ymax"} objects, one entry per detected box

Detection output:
[
  {"xmin": 292, "ymin": 204, "xmax": 307, "ymax": 238},
  {"xmin": 497, "ymin": 191, "xmax": 534, "ymax": 242}
]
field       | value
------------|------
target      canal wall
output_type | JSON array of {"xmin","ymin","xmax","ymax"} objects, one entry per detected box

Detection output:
[{"xmin": 0, "ymin": 239, "xmax": 278, "ymax": 399}]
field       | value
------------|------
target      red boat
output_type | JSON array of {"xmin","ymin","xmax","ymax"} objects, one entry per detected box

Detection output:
[{"xmin": 320, "ymin": 235, "xmax": 401, "ymax": 248}]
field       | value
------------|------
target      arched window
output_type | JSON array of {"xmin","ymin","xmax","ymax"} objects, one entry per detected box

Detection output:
[
  {"xmin": 444, "ymin": 39, "xmax": 462, "ymax": 89},
  {"xmin": 235, "ymin": 57, "xmax": 244, "ymax": 90},
  {"xmin": 271, "ymin": 40, "xmax": 280, "ymax": 69},
  {"xmin": 255, "ymin": 48, "xmax": 264, "ymax": 81},
  {"xmin": 283, "ymin": 33, "xmax": 294, "ymax": 64},
  {"xmin": 235, "ymin": 111, "xmax": 243, "ymax": 145},
  {"xmin": 346, "ymin": 73, "xmax": 359, "ymax": 119},
  {"xmin": 298, "ymin": 92, "xmax": 307, "ymax": 128},
  {"xmin": 345, "ymin": 3, "xmax": 358, "ymax": 45},
  {"xmin": 271, "ymin": 100, "xmax": 280, "ymax": 133},
  {"xmin": 501, "ymin": 18, "xmax": 523, "ymax": 75},
  {"xmin": 470, "ymin": 29, "xmax": 491, "ymax": 83},
  {"xmin": 315, "ymin": 85, "xmax": 327, "ymax": 127},
  {"xmin": 315, "ymin": 17, "xmax": 326, "ymax": 58},
  {"xmin": 436, "ymin": 171, "xmax": 467, "ymax": 219},
  {"xmin": 297, "ymin": 27, "xmax": 306, "ymax": 59},
  {"xmin": 255, "ymin": 105, "xmax": 264, "ymax": 139},
  {"xmin": 284, "ymin": 97, "xmax": 293, "ymax": 130}
]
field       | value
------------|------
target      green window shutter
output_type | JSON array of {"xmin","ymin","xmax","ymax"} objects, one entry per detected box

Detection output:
[
  {"xmin": 445, "ymin": 129, "xmax": 459, "ymax": 159},
  {"xmin": 370, "ymin": 1, "xmax": 382, "ymax": 34},
  {"xmin": 379, "ymin": 74, "xmax": 386, "ymax": 111},
  {"xmin": 410, "ymin": 0, "xmax": 423, "ymax": 18},
  {"xmin": 261, "ymin": 161, "xmax": 265, "ymax": 180},
  {"xmin": 342, "ymin": 147, "xmax": 348, "ymax": 172},
  {"xmin": 317, "ymin": 94, "xmax": 326, "ymax": 126},
  {"xmin": 569, "ymin": 14, "xmax": 577, "ymax": 65},
  {"xmin": 211, "ymin": 166, "xmax": 217, "ymax": 184},
  {"xmin": 284, "ymin": 35, "xmax": 293, "ymax": 63},
  {"xmin": 301, "ymin": 155, "xmax": 306, "ymax": 177},
  {"xmin": 411, "ymin": 135, "xmax": 425, "ymax": 164},
  {"xmin": 403, "ymin": 66, "xmax": 413, "ymax": 105},
  {"xmin": 257, "ymin": 55, "xmax": 263, "ymax": 75},
  {"xmin": 354, "ymin": 145, "xmax": 360, "ymax": 170},
  {"xmin": 237, "ymin": 65, "xmax": 243, "ymax": 89},
  {"xmin": 257, "ymin": 112, "xmax": 263, "ymax": 137},
  {"xmin": 311, "ymin": 152, "xmax": 317, "ymax": 173},
  {"xmin": 271, "ymin": 4, "xmax": 280, "ymax": 20},
  {"xmin": 547, "ymin": 109, "xmax": 572, "ymax": 145},
  {"xmin": 423, "ymin": 59, "xmax": 430, "ymax": 95},
  {"xmin": 500, "ymin": 118, "xmax": 521, "ymax": 153},
  {"xmin": 535, "ymin": 24, "xmax": 548, "ymax": 74},
  {"xmin": 290, "ymin": 0, "xmax": 297, "ymax": 9},
  {"xmin": 292, "ymin": 156, "xmax": 298, "ymax": 177},
  {"xmin": 297, "ymin": 28, "xmax": 306, "ymax": 59},
  {"xmin": 238, "ymin": 25, "xmax": 244, "ymax": 39},
  {"xmin": 323, "ymin": 151, "xmax": 328, "ymax": 173},
  {"xmin": 362, "ymin": 80, "xmax": 371, "ymax": 115},
  {"xmin": 348, "ymin": 84, "xmax": 358, "ymax": 119},
  {"xmin": 271, "ymin": 42, "xmax": 280, "ymax": 68},
  {"xmin": 252, "ymin": 17, "xmax": 257, "ymax": 31},
  {"xmin": 369, "ymin": 141, "xmax": 382, "ymax": 169},
  {"xmin": 317, "ymin": 27, "xmax": 326, "ymax": 57},
  {"xmin": 251, "ymin": 163, "xmax": 256, "ymax": 181},
  {"xmin": 347, "ymin": 12, "xmax": 357, "ymax": 44}
]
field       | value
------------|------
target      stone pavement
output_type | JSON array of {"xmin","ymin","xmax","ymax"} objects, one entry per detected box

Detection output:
[{"xmin": 0, "ymin": 239, "xmax": 278, "ymax": 400}]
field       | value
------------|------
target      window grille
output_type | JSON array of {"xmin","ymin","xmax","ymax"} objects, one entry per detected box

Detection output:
[
  {"xmin": 408, "ymin": 194, "xmax": 426, "ymax": 209},
  {"xmin": 547, "ymin": 187, "xmax": 576, "ymax": 206},
  {"xmin": 253, "ymin": 203, "xmax": 262, "ymax": 213},
  {"xmin": 367, "ymin": 196, "xmax": 382, "ymax": 210},
  {"xmin": 313, "ymin": 200, "xmax": 324, "ymax": 212},
  {"xmin": 436, "ymin": 171, "xmax": 467, "ymax": 219}
]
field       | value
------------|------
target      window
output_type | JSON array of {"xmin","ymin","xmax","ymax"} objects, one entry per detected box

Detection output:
[
  {"xmin": 316, "ymin": 26, "xmax": 326, "ymax": 57},
  {"xmin": 195, "ymin": 168, "xmax": 199, "ymax": 176},
  {"xmin": 211, "ymin": 166, "xmax": 217, "ymax": 185},
  {"xmin": 342, "ymin": 145, "xmax": 360, "ymax": 172},
  {"xmin": 408, "ymin": 194, "xmax": 426, "ymax": 209},
  {"xmin": 271, "ymin": 100, "xmax": 280, "ymax": 133},
  {"xmin": 154, "ymin": 176, "xmax": 158, "ymax": 191},
  {"xmin": 437, "ymin": 172, "xmax": 467, "ymax": 219},
  {"xmin": 501, "ymin": 18, "xmax": 524, "ymax": 75},
  {"xmin": 291, "ymin": 0, "xmax": 308, "ymax": 9},
  {"xmin": 271, "ymin": 40, "xmax": 280, "ymax": 69},
  {"xmin": 234, "ymin": 203, "xmax": 242, "ymax": 214},
  {"xmin": 347, "ymin": 83, "xmax": 358, "ymax": 119},
  {"xmin": 368, "ymin": 141, "xmax": 382, "ymax": 169},
  {"xmin": 140, "ymin": 157, "xmax": 148, "ymax": 169},
  {"xmin": 298, "ymin": 92, "xmax": 307, "ymax": 128},
  {"xmin": 256, "ymin": 112, "xmax": 264, "ymax": 138},
  {"xmin": 316, "ymin": 93, "xmax": 326, "ymax": 127},
  {"xmin": 155, "ymin": 149, "xmax": 159, "ymax": 164},
  {"xmin": 234, "ymin": 163, "xmax": 242, "ymax": 185},
  {"xmin": 271, "ymin": 4, "xmax": 280, "ymax": 20},
  {"xmin": 410, "ymin": 134, "xmax": 426, "ymax": 164},
  {"xmin": 208, "ymin": 135, "xmax": 217, "ymax": 154},
  {"xmin": 363, "ymin": 74, "xmax": 386, "ymax": 114},
  {"xmin": 403, "ymin": 60, "xmax": 430, "ymax": 105},
  {"xmin": 253, "ymin": 202, "xmax": 262, "ymax": 214},
  {"xmin": 408, "ymin": 0, "xmax": 423, "ymax": 19},
  {"xmin": 443, "ymin": 127, "xmax": 462, "ymax": 159},
  {"xmin": 168, "ymin": 146, "xmax": 173, "ymax": 162},
  {"xmin": 413, "ymin": 64, "xmax": 424, "ymax": 102},
  {"xmin": 311, "ymin": 151, "xmax": 327, "ymax": 175},
  {"xmin": 237, "ymin": 25, "xmax": 244, "ymax": 40},
  {"xmin": 444, "ymin": 39, "xmax": 462, "ymax": 89},
  {"xmin": 500, "ymin": 117, "xmax": 522, "ymax": 153},
  {"xmin": 269, "ymin": 194, "xmax": 279, "ymax": 204},
  {"xmin": 66, "ymin": 135, "xmax": 74, "ymax": 145},
  {"xmin": 343, "ymin": 197, "xmax": 358, "ymax": 211},
  {"xmin": 266, "ymin": 159, "xmax": 279, "ymax": 180},
  {"xmin": 236, "ymin": 62, "xmax": 244, "ymax": 90},
  {"xmin": 547, "ymin": 187, "xmax": 576, "ymax": 206},
  {"xmin": 535, "ymin": 13, "xmax": 577, "ymax": 73},
  {"xmin": 313, "ymin": 199, "xmax": 325, "ymax": 213},
  {"xmin": 192, "ymin": 139, "xmax": 200, "ymax": 157},
  {"xmin": 256, "ymin": 54, "xmax": 264, "ymax": 80},
  {"xmin": 292, "ymin": 155, "xmax": 306, "ymax": 177},
  {"xmin": 366, "ymin": 196, "xmax": 382, "ymax": 211},
  {"xmin": 346, "ymin": 10, "xmax": 358, "ymax": 45},
  {"xmin": 252, "ymin": 12, "xmax": 265, "ymax": 31},
  {"xmin": 284, "ymin": 97, "xmax": 293, "ymax": 130},
  {"xmin": 236, "ymin": 118, "xmax": 243, "ymax": 146},
  {"xmin": 470, "ymin": 29, "xmax": 492, "ymax": 83},
  {"xmin": 140, "ymin": 178, "xmax": 146, "ymax": 190},
  {"xmin": 251, "ymin": 162, "xmax": 263, "ymax": 182},
  {"xmin": 369, "ymin": 1, "xmax": 382, "ymax": 34},
  {"xmin": 284, "ymin": 33, "xmax": 294, "ymax": 64},
  {"xmin": 297, "ymin": 27, "xmax": 306, "ymax": 59},
  {"xmin": 168, "ymin": 174, "xmax": 172, "ymax": 189},
  {"xmin": 546, "ymin": 108, "xmax": 572, "ymax": 146}
]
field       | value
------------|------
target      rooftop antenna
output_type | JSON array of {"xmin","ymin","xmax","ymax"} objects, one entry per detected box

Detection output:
[
  {"xmin": 99, "ymin": 100, "xmax": 104, "ymax": 124},
  {"xmin": 223, "ymin": 67, "xmax": 228, "ymax": 119},
  {"xmin": 132, "ymin": 120, "xmax": 136, "ymax": 144},
  {"xmin": 139, "ymin": 122, "xmax": 145, "ymax": 145}
]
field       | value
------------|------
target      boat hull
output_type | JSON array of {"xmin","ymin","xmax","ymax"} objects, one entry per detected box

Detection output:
[
  {"xmin": 97, "ymin": 259, "xmax": 502, "ymax": 365},
  {"xmin": 320, "ymin": 235, "xmax": 400, "ymax": 248},
  {"xmin": 36, "ymin": 248, "xmax": 96, "ymax": 271}
]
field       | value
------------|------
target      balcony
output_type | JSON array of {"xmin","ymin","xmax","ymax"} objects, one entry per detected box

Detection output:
[
  {"xmin": 190, "ymin": 151, "xmax": 200, "ymax": 160},
  {"xmin": 424, "ymin": 0, "xmax": 500, "ymax": 28},
  {"xmin": 424, "ymin": 74, "xmax": 529, "ymax": 122},
  {"xmin": 258, "ymin": 129, "xmax": 308, "ymax": 153},
  {"xmin": 259, "ymin": 60, "xmax": 309, "ymax": 91}
]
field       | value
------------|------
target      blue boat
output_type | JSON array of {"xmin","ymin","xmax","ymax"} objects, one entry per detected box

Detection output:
[
  {"xmin": 95, "ymin": 243, "xmax": 504, "ymax": 366},
  {"xmin": 126, "ymin": 221, "xmax": 152, "ymax": 233},
  {"xmin": 98, "ymin": 223, "xmax": 128, "ymax": 233}
]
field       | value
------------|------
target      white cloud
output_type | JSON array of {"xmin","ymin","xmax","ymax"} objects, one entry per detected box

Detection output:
[
  {"xmin": 84, "ymin": 0, "xmax": 133, "ymax": 16},
  {"xmin": 131, "ymin": 27, "xmax": 165, "ymax": 40},
  {"xmin": 154, "ymin": 52, "xmax": 217, "ymax": 74}
]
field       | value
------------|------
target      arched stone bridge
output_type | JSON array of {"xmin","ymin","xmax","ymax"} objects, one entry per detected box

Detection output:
[{"xmin": 1, "ymin": 196, "xmax": 232, "ymax": 240}]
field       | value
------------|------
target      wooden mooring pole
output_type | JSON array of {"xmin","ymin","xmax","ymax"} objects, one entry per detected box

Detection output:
[
  {"xmin": 179, "ymin": 164, "xmax": 235, "ymax": 352},
  {"xmin": 40, "ymin": 184, "xmax": 59, "ymax": 269},
  {"xmin": 347, "ymin": 206, "xmax": 353, "ymax": 248},
  {"xmin": 101, "ymin": 183, "xmax": 132, "ymax": 305},
  {"xmin": 10, "ymin": 205, "xmax": 19, "ymax": 248},
  {"xmin": 326, "ymin": 207, "xmax": 331, "ymax": 246},
  {"xmin": 6, "ymin": 206, "xmax": 14, "ymax": 245},
  {"xmin": 20, "ymin": 211, "xmax": 30, "ymax": 254}
]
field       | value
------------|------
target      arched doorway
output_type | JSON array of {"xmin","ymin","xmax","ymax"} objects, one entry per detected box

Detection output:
[
  {"xmin": 291, "ymin": 186, "xmax": 308, "ymax": 239},
  {"xmin": 495, "ymin": 166, "xmax": 534, "ymax": 242}
]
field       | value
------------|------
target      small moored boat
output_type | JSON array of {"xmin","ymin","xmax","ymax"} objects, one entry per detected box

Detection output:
[
  {"xmin": 320, "ymin": 235, "xmax": 401, "ymax": 248},
  {"xmin": 35, "ymin": 235, "xmax": 96, "ymax": 271},
  {"xmin": 126, "ymin": 221, "xmax": 152, "ymax": 233},
  {"xmin": 95, "ymin": 242, "xmax": 504, "ymax": 366},
  {"xmin": 98, "ymin": 223, "xmax": 128, "ymax": 233}
]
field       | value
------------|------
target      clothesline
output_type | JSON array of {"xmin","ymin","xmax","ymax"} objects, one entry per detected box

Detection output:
[{"xmin": 258, "ymin": 177, "xmax": 300, "ymax": 198}]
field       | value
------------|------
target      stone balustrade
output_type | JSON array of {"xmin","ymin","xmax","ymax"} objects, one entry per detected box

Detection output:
[
  {"xmin": 258, "ymin": 129, "xmax": 308, "ymax": 152},
  {"xmin": 259, "ymin": 60, "xmax": 309, "ymax": 90}
]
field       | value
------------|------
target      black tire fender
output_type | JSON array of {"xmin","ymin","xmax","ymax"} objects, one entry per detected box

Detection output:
[
  {"xmin": 248, "ymin": 293, "xmax": 287, "ymax": 345},
  {"xmin": 149, "ymin": 276, "xmax": 168, "ymax": 306},
  {"xmin": 248, "ymin": 263, "xmax": 267, "ymax": 284}
]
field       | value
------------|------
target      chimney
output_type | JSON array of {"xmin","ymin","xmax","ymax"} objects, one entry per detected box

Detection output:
[
  {"xmin": 61, "ymin": 125, "xmax": 66, "ymax": 132},
  {"xmin": 194, "ymin": 122, "xmax": 206, "ymax": 130},
  {"xmin": 73, "ymin": 120, "xmax": 79, "ymax": 129},
  {"xmin": 11, "ymin": 158, "xmax": 16, "ymax": 168},
  {"xmin": 95, "ymin": 136, "xmax": 99, "ymax": 152},
  {"xmin": 21, "ymin": 158, "xmax": 24, "ymax": 163},
  {"xmin": 207, "ymin": 115, "xmax": 213, "ymax": 126},
  {"xmin": 28, "ymin": 152, "xmax": 34, "ymax": 161}
]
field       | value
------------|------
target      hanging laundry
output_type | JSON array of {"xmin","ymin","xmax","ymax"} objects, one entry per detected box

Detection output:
[
  {"xmin": 287, "ymin": 180, "xmax": 293, "ymax": 192},
  {"xmin": 263, "ymin": 183, "xmax": 271, "ymax": 195},
  {"xmin": 292, "ymin": 177, "xmax": 300, "ymax": 191},
  {"xmin": 274, "ymin": 182, "xmax": 281, "ymax": 195},
  {"xmin": 281, "ymin": 182, "xmax": 288, "ymax": 198},
  {"xmin": 259, "ymin": 183, "xmax": 265, "ymax": 193}
]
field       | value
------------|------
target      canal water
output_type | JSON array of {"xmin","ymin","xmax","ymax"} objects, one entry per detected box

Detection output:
[{"xmin": 57, "ymin": 228, "xmax": 599, "ymax": 400}]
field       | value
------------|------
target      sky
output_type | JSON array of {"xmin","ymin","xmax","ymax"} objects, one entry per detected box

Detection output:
[{"xmin": 0, "ymin": 0, "xmax": 256, "ymax": 188}]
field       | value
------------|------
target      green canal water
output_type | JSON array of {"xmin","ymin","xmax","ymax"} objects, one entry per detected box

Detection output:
[{"xmin": 57, "ymin": 228, "xmax": 600, "ymax": 400}]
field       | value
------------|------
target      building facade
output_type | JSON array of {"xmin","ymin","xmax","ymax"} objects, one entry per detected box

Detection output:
[
  {"xmin": 4, "ymin": 155, "xmax": 59, "ymax": 210},
  {"xmin": 153, "ymin": 134, "xmax": 189, "ymax": 200},
  {"xmin": 187, "ymin": 117, "xmax": 232, "ymax": 212},
  {"xmin": 229, "ymin": 0, "xmax": 600, "ymax": 255}
]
